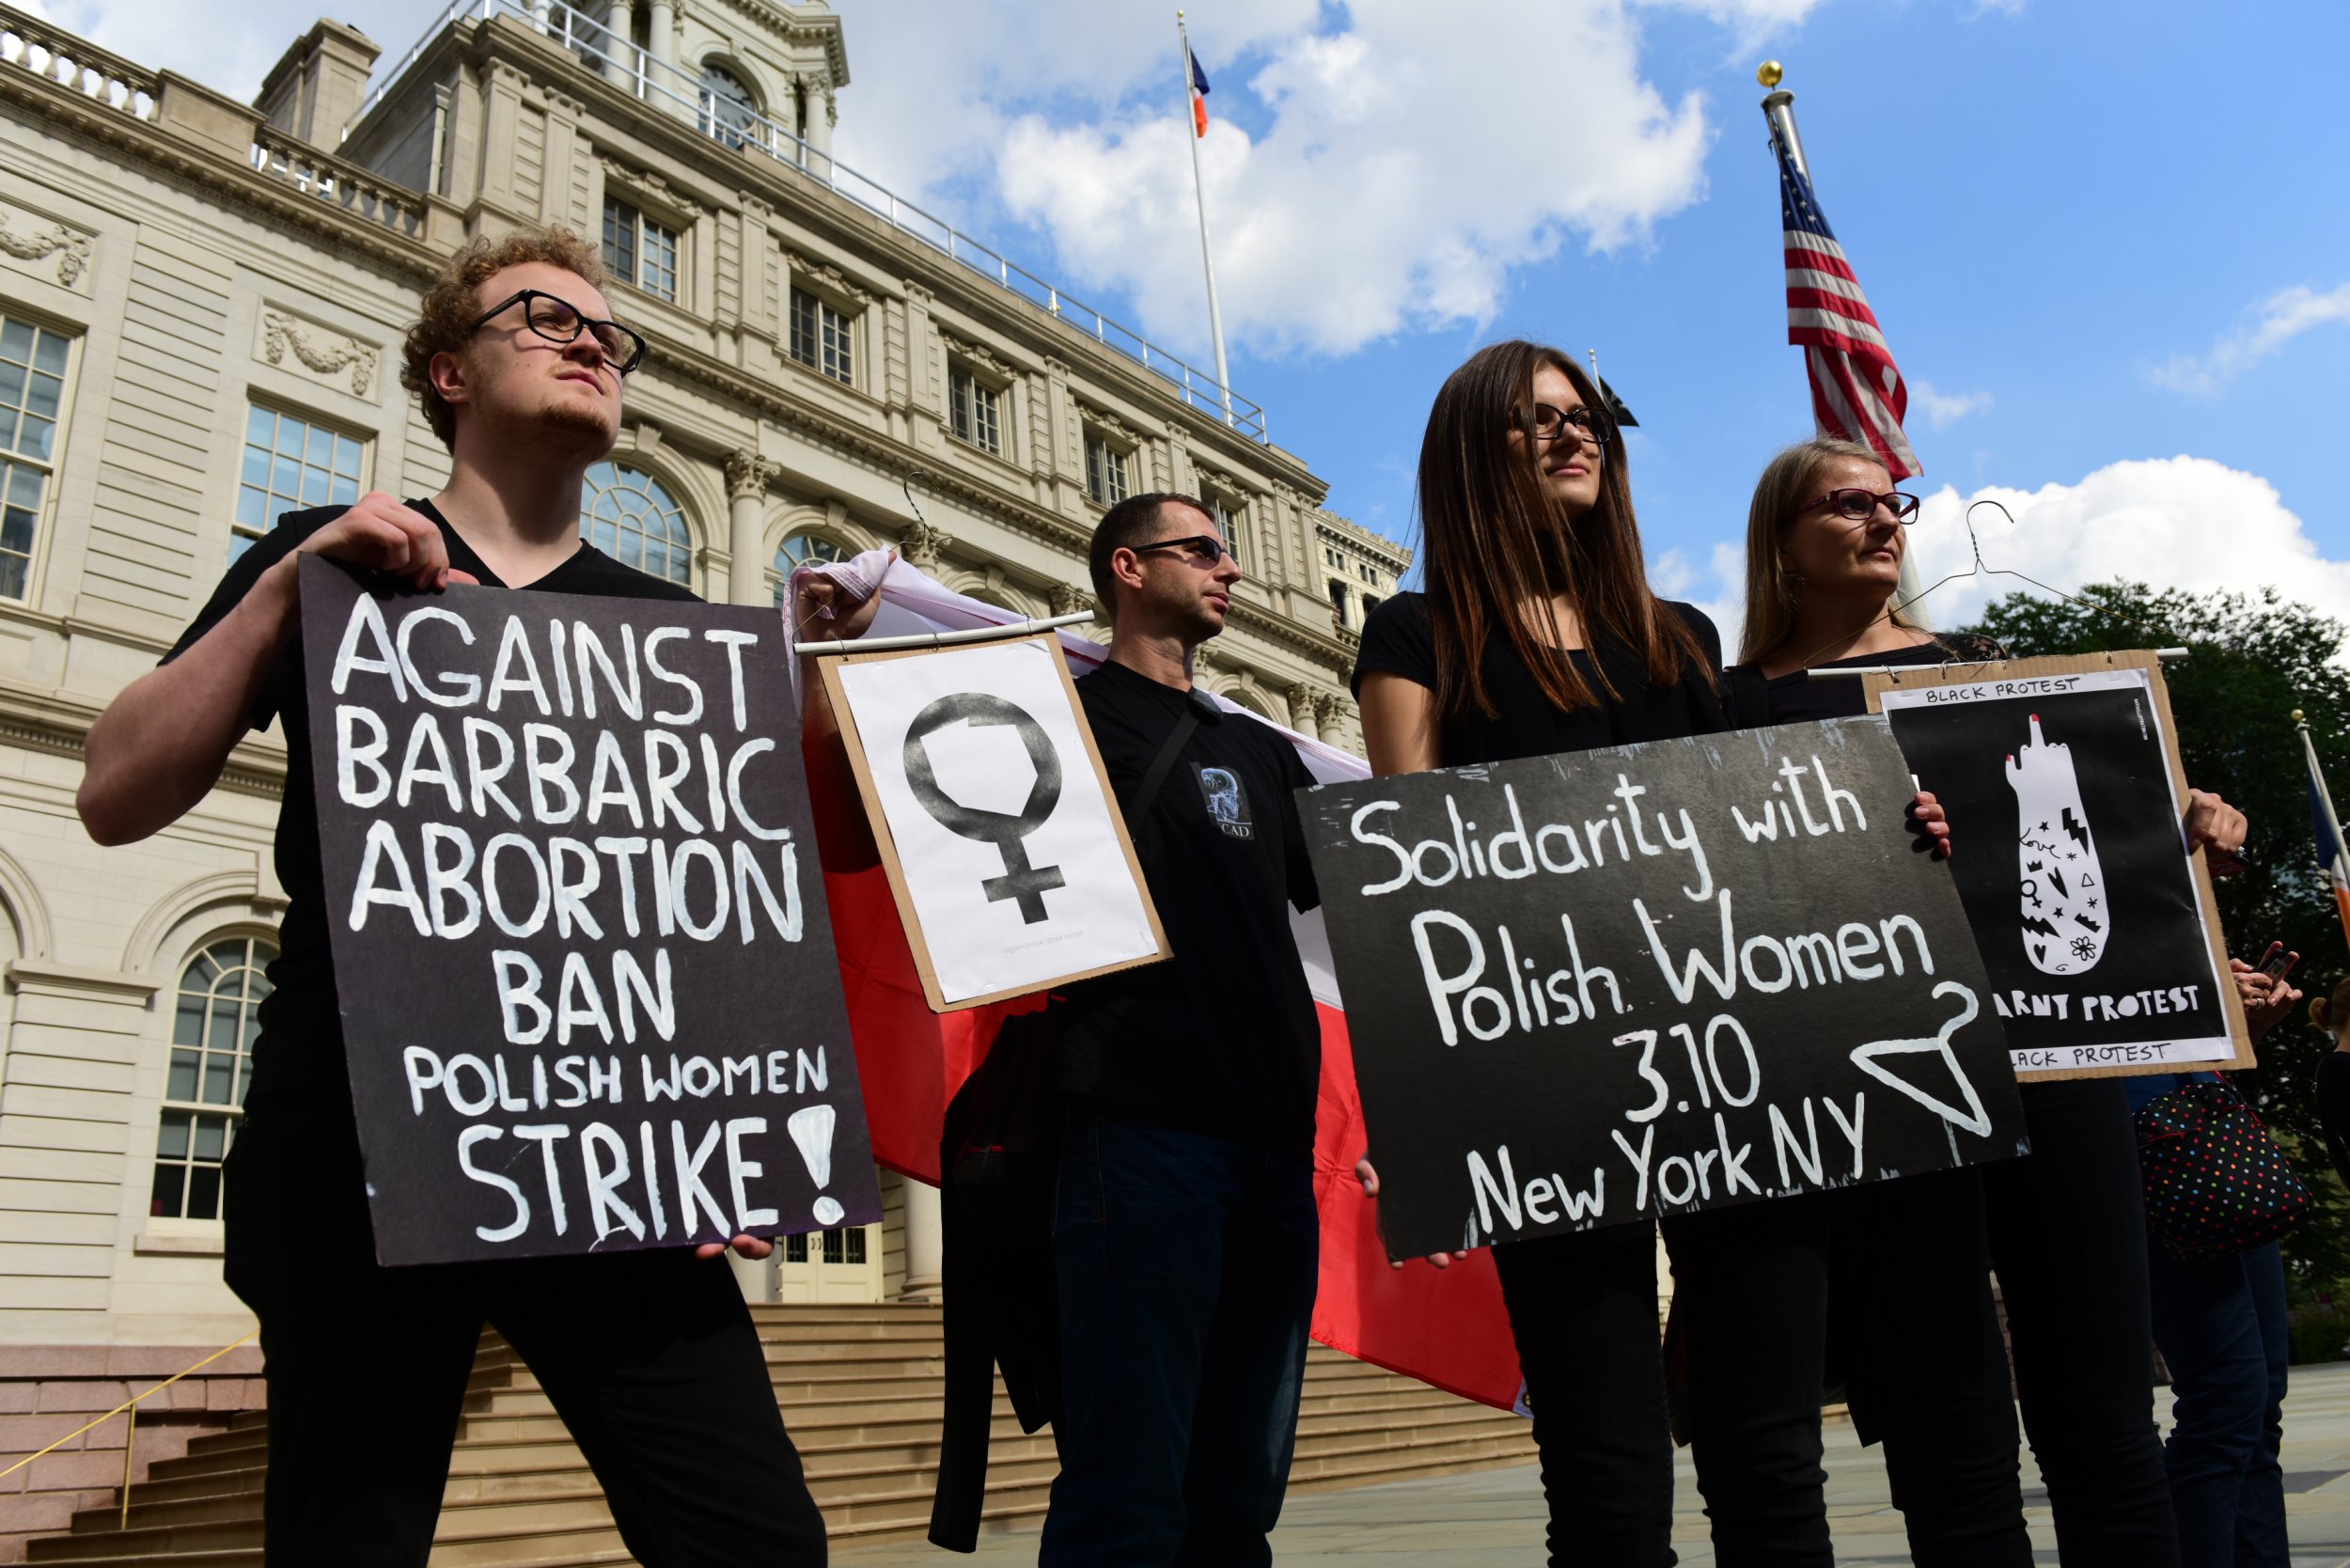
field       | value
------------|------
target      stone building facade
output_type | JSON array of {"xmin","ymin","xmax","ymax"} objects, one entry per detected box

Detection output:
[{"xmin": 0, "ymin": 0, "xmax": 1402, "ymax": 1359}]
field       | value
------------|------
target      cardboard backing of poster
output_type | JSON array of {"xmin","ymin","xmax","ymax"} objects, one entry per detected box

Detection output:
[
  {"xmin": 1301, "ymin": 715, "xmax": 2028, "ymax": 1262},
  {"xmin": 1864, "ymin": 650, "xmax": 2253, "ymax": 1083},
  {"xmin": 298, "ymin": 557, "xmax": 883, "ymax": 1265},
  {"xmin": 818, "ymin": 635, "xmax": 1169, "ymax": 1011}
]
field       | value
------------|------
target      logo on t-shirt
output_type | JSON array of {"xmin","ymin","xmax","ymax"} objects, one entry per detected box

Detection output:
[{"xmin": 1196, "ymin": 765, "xmax": 1254, "ymax": 839}]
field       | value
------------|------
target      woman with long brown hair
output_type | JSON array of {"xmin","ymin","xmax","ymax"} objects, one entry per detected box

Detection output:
[{"xmin": 1353, "ymin": 340, "xmax": 1836, "ymax": 1566}]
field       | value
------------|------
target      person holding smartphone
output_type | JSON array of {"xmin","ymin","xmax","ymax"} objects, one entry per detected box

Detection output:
[{"xmin": 2127, "ymin": 945, "xmax": 2303, "ymax": 1568}]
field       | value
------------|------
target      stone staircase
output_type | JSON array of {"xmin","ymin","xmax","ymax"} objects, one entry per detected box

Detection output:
[{"xmin": 25, "ymin": 1303, "xmax": 1535, "ymax": 1564}]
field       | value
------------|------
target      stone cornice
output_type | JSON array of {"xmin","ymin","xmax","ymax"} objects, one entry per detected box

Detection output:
[
  {"xmin": 0, "ymin": 66, "xmax": 438, "ymax": 284},
  {"xmin": 0, "ymin": 687, "xmax": 285, "ymax": 800}
]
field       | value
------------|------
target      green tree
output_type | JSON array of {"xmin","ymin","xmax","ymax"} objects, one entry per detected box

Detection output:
[{"xmin": 1964, "ymin": 581, "xmax": 2350, "ymax": 1303}]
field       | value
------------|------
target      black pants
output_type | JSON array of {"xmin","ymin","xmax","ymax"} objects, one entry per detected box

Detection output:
[
  {"xmin": 1841, "ymin": 1078, "xmax": 2178, "ymax": 1568},
  {"xmin": 1494, "ymin": 1193, "xmax": 1832, "ymax": 1568},
  {"xmin": 223, "ymin": 1117, "xmax": 828, "ymax": 1567}
]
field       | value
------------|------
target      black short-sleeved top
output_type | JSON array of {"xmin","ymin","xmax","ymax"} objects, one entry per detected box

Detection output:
[
  {"xmin": 2317, "ymin": 1052, "xmax": 2350, "ymax": 1190},
  {"xmin": 163, "ymin": 500, "xmax": 698, "ymax": 1135},
  {"xmin": 1055, "ymin": 659, "xmax": 1324, "ymax": 1154},
  {"xmin": 1351, "ymin": 591, "xmax": 1729, "ymax": 765},
  {"xmin": 1723, "ymin": 633, "xmax": 2009, "ymax": 728}
]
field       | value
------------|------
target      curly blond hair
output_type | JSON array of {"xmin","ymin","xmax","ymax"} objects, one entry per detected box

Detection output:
[{"xmin": 400, "ymin": 228, "xmax": 610, "ymax": 451}]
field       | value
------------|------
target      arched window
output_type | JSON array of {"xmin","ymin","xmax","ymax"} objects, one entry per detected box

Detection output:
[
  {"xmin": 771, "ymin": 532, "xmax": 851, "ymax": 606},
  {"xmin": 152, "ymin": 935, "xmax": 274, "ymax": 1221},
  {"xmin": 700, "ymin": 62, "xmax": 760, "ymax": 151},
  {"xmin": 582, "ymin": 461, "xmax": 693, "ymax": 585}
]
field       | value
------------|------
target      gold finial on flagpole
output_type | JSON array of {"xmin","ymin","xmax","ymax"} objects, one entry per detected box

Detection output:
[
  {"xmin": 1757, "ymin": 60, "xmax": 1783, "ymax": 87},
  {"xmin": 2295, "ymin": 709, "xmax": 2307, "ymax": 724}
]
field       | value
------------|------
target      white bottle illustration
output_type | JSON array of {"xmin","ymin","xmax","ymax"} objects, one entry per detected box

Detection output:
[{"xmin": 2006, "ymin": 713, "xmax": 2107, "ymax": 975}]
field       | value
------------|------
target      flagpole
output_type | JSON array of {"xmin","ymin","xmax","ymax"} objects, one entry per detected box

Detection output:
[
  {"xmin": 1761, "ymin": 61, "xmax": 1930, "ymax": 628},
  {"xmin": 2298, "ymin": 710, "xmax": 2348, "ymax": 868},
  {"xmin": 1178, "ymin": 11, "xmax": 1234, "ymax": 427}
]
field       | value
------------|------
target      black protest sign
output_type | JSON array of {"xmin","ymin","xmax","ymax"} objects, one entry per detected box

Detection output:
[
  {"xmin": 298, "ymin": 556, "xmax": 880, "ymax": 1266},
  {"xmin": 1302, "ymin": 716, "xmax": 2025, "ymax": 1261},
  {"xmin": 1869, "ymin": 653, "xmax": 2253, "ymax": 1081}
]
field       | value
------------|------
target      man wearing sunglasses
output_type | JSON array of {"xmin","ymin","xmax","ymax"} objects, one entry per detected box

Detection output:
[
  {"xmin": 1019, "ymin": 493, "xmax": 1326, "ymax": 1564},
  {"xmin": 77, "ymin": 230, "xmax": 827, "ymax": 1566}
]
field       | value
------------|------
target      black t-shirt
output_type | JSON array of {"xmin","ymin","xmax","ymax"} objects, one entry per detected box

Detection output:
[
  {"xmin": 164, "ymin": 500, "xmax": 698, "ymax": 1134},
  {"xmin": 1723, "ymin": 633, "xmax": 2009, "ymax": 728},
  {"xmin": 1055, "ymin": 659, "xmax": 1324, "ymax": 1154},
  {"xmin": 2316, "ymin": 1052, "xmax": 2350, "ymax": 1190},
  {"xmin": 1350, "ymin": 591, "xmax": 1728, "ymax": 765}
]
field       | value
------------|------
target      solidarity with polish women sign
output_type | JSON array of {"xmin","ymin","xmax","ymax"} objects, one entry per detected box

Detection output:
[
  {"xmin": 298, "ymin": 556, "xmax": 882, "ymax": 1265},
  {"xmin": 1302, "ymin": 716, "xmax": 2028, "ymax": 1262}
]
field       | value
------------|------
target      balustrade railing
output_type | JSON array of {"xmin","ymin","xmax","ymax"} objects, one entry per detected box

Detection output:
[
  {"xmin": 0, "ymin": 2, "xmax": 157, "ymax": 122},
  {"xmin": 249, "ymin": 125, "xmax": 428, "ymax": 239},
  {"xmin": 353, "ymin": 0, "xmax": 1267, "ymax": 439}
]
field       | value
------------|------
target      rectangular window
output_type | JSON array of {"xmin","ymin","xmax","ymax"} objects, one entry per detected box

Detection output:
[
  {"xmin": 1329, "ymin": 579, "xmax": 1349, "ymax": 625},
  {"xmin": 784, "ymin": 1226, "xmax": 870, "ymax": 1264},
  {"xmin": 790, "ymin": 288, "xmax": 855, "ymax": 384},
  {"xmin": 603, "ymin": 196, "xmax": 680, "ymax": 303},
  {"xmin": 1085, "ymin": 431, "xmax": 1130, "ymax": 506},
  {"xmin": 0, "ymin": 314, "xmax": 70, "ymax": 603},
  {"xmin": 237, "ymin": 407, "xmax": 366, "ymax": 560},
  {"xmin": 1209, "ymin": 493, "xmax": 1245, "ymax": 571},
  {"xmin": 1363, "ymin": 593, "xmax": 1382, "ymax": 619},
  {"xmin": 948, "ymin": 365, "xmax": 1002, "ymax": 455}
]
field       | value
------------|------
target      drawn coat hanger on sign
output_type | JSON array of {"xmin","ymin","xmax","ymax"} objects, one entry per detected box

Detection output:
[{"xmin": 1806, "ymin": 499, "xmax": 2190, "ymax": 680}]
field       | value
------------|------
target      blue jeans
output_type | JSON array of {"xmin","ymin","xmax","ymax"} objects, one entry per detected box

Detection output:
[
  {"xmin": 1039, "ymin": 1112, "xmax": 1320, "ymax": 1568},
  {"xmin": 2148, "ymin": 1239, "xmax": 2290, "ymax": 1568}
]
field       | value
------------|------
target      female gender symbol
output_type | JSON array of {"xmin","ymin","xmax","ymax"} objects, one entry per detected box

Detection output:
[{"xmin": 901, "ymin": 693, "xmax": 1066, "ymax": 923}]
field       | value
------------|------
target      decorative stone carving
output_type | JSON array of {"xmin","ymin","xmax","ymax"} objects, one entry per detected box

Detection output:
[
  {"xmin": 1311, "ymin": 691, "xmax": 1350, "ymax": 730},
  {"xmin": 784, "ymin": 249, "xmax": 872, "ymax": 305},
  {"xmin": 725, "ymin": 448, "xmax": 781, "ymax": 501},
  {"xmin": 1082, "ymin": 408, "xmax": 1139, "ymax": 448},
  {"xmin": 597, "ymin": 154, "xmax": 704, "ymax": 219},
  {"xmin": 943, "ymin": 331, "xmax": 1013, "ymax": 381},
  {"xmin": 260, "ymin": 309, "xmax": 376, "ymax": 397},
  {"xmin": 0, "ymin": 208, "xmax": 91, "ymax": 289},
  {"xmin": 897, "ymin": 518, "xmax": 950, "ymax": 568},
  {"xmin": 1047, "ymin": 582, "xmax": 1089, "ymax": 619}
]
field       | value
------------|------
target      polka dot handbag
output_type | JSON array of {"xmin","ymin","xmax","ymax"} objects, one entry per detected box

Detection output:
[{"xmin": 2134, "ymin": 1077, "xmax": 2311, "ymax": 1262}]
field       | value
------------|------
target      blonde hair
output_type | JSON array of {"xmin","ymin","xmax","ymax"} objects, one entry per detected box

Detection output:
[
  {"xmin": 1738, "ymin": 437, "xmax": 1921, "ymax": 665},
  {"xmin": 2311, "ymin": 978, "xmax": 2350, "ymax": 1032}
]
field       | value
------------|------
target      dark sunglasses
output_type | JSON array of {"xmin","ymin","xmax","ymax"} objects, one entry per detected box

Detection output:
[
  {"xmin": 465, "ymin": 289, "xmax": 649, "ymax": 375},
  {"xmin": 1130, "ymin": 533, "xmax": 1231, "ymax": 566},
  {"xmin": 1519, "ymin": 402, "xmax": 1613, "ymax": 447},
  {"xmin": 1807, "ymin": 487, "xmax": 1920, "ymax": 524}
]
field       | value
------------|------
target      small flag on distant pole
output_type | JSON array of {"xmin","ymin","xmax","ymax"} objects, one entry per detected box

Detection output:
[
  {"xmin": 2300, "ymin": 712, "xmax": 2350, "ymax": 944},
  {"xmin": 1188, "ymin": 47, "xmax": 1212, "ymax": 136}
]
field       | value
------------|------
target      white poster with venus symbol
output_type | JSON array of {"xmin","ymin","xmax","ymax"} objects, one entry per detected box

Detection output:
[{"xmin": 837, "ymin": 639, "xmax": 1162, "ymax": 1005}]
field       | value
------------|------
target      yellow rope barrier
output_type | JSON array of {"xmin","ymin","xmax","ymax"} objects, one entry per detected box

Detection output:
[{"xmin": 0, "ymin": 1329, "xmax": 260, "ymax": 1493}]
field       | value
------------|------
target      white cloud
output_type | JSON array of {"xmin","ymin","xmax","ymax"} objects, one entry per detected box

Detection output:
[
  {"xmin": 1902, "ymin": 456, "xmax": 2350, "ymax": 631},
  {"xmin": 1661, "ymin": 455, "xmax": 2348, "ymax": 658},
  {"xmin": 838, "ymin": 0, "xmax": 1824, "ymax": 359},
  {"xmin": 1910, "ymin": 380, "xmax": 1993, "ymax": 429},
  {"xmin": 2148, "ymin": 283, "xmax": 2350, "ymax": 396}
]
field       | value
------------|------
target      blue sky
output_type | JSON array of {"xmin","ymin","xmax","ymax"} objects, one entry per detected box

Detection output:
[{"xmin": 60, "ymin": 0, "xmax": 2350, "ymax": 641}]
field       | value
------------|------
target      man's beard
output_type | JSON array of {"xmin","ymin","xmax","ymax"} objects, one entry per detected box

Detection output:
[{"xmin": 533, "ymin": 392, "xmax": 620, "ymax": 457}]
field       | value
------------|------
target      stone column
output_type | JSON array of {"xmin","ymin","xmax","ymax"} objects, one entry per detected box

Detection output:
[
  {"xmin": 807, "ymin": 82, "xmax": 836, "ymax": 165},
  {"xmin": 725, "ymin": 448, "xmax": 779, "ymax": 608},
  {"xmin": 1311, "ymin": 691, "xmax": 1350, "ymax": 746},
  {"xmin": 900, "ymin": 1179, "xmax": 944, "ymax": 1301},
  {"xmin": 645, "ymin": 0, "xmax": 675, "ymax": 97},
  {"xmin": 602, "ymin": 0, "xmax": 639, "ymax": 87}
]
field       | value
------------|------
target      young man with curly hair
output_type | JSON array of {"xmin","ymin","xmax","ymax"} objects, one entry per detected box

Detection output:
[{"xmin": 78, "ymin": 231, "xmax": 829, "ymax": 1566}]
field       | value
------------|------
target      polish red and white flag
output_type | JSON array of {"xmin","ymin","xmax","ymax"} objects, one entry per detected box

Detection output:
[{"xmin": 788, "ymin": 549, "xmax": 1526, "ymax": 1412}]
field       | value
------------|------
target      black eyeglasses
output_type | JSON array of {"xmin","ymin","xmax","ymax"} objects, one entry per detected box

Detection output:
[
  {"xmin": 465, "ymin": 290, "xmax": 649, "ymax": 375},
  {"xmin": 1519, "ymin": 402, "xmax": 1612, "ymax": 447},
  {"xmin": 1130, "ymin": 533, "xmax": 1231, "ymax": 566},
  {"xmin": 1807, "ymin": 487, "xmax": 1921, "ymax": 524}
]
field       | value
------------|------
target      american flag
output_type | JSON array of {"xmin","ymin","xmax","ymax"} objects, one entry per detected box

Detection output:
[{"xmin": 1775, "ymin": 118, "xmax": 1920, "ymax": 479}]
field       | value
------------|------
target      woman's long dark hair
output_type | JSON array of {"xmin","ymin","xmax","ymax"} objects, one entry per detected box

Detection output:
[{"xmin": 1416, "ymin": 339, "xmax": 1707, "ymax": 718}]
